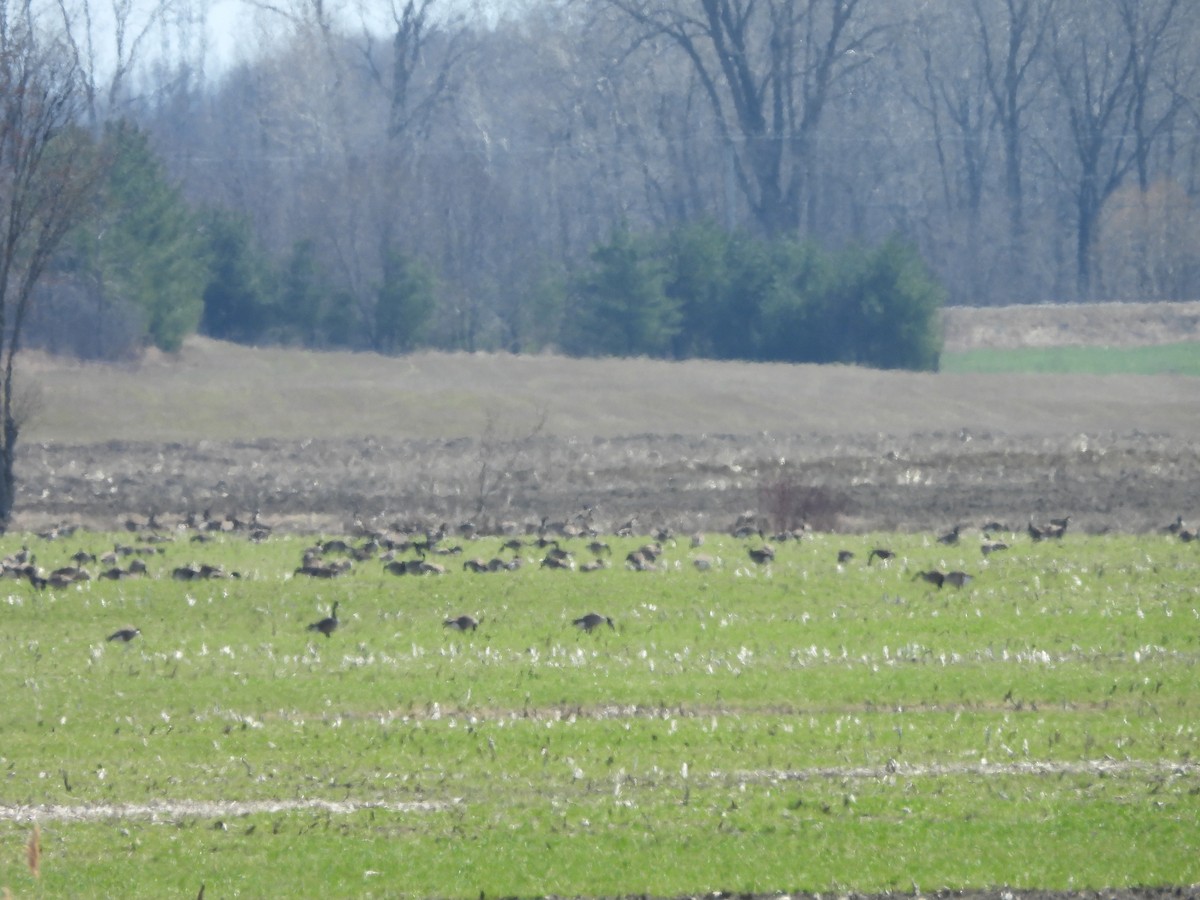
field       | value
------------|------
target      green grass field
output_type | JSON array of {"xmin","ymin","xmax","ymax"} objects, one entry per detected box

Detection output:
[
  {"xmin": 1, "ymin": 529, "xmax": 1198, "ymax": 897},
  {"xmin": 941, "ymin": 341, "xmax": 1200, "ymax": 375}
]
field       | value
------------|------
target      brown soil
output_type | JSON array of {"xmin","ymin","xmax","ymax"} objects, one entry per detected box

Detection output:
[{"xmin": 11, "ymin": 304, "xmax": 1200, "ymax": 536}]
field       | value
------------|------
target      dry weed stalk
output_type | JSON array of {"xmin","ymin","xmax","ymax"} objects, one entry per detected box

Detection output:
[
  {"xmin": 27, "ymin": 822, "xmax": 40, "ymax": 879},
  {"xmin": 474, "ymin": 405, "xmax": 548, "ymax": 517}
]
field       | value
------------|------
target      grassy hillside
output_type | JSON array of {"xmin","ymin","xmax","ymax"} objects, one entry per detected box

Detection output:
[{"xmin": 20, "ymin": 337, "xmax": 1200, "ymax": 445}]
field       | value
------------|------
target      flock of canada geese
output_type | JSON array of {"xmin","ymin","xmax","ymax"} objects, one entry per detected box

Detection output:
[{"xmin": 3, "ymin": 509, "xmax": 1193, "ymax": 647}]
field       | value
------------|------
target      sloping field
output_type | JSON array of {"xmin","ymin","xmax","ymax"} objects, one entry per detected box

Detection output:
[
  {"xmin": 942, "ymin": 300, "xmax": 1200, "ymax": 350},
  {"xmin": 21, "ymin": 336, "xmax": 1200, "ymax": 443},
  {"xmin": 15, "ymin": 304, "xmax": 1200, "ymax": 535}
]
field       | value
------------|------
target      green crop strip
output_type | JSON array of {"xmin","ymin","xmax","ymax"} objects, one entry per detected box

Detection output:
[{"xmin": 0, "ymin": 530, "xmax": 1197, "ymax": 897}]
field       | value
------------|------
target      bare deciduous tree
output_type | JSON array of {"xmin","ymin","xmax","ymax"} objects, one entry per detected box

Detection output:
[
  {"xmin": 0, "ymin": 6, "xmax": 102, "ymax": 528},
  {"xmin": 1047, "ymin": 0, "xmax": 1186, "ymax": 298},
  {"xmin": 604, "ymin": 0, "xmax": 889, "ymax": 237}
]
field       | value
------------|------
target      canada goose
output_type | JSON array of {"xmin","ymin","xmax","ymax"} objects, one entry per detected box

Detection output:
[
  {"xmin": 580, "ymin": 558, "xmax": 609, "ymax": 572},
  {"xmin": 837, "ymin": 550, "xmax": 855, "ymax": 564},
  {"xmin": 1029, "ymin": 516, "xmax": 1069, "ymax": 540},
  {"xmin": 867, "ymin": 548, "xmax": 895, "ymax": 565},
  {"xmin": 913, "ymin": 570, "xmax": 945, "ymax": 589},
  {"xmin": 51, "ymin": 565, "xmax": 90, "ymax": 582},
  {"xmin": 625, "ymin": 550, "xmax": 657, "ymax": 571},
  {"xmin": 541, "ymin": 554, "xmax": 574, "ymax": 570},
  {"xmin": 747, "ymin": 544, "xmax": 775, "ymax": 565},
  {"xmin": 443, "ymin": 614, "xmax": 479, "ymax": 632},
  {"xmin": 107, "ymin": 627, "xmax": 141, "ymax": 643},
  {"xmin": 944, "ymin": 571, "xmax": 973, "ymax": 589},
  {"xmin": 1162, "ymin": 515, "xmax": 1185, "ymax": 534},
  {"xmin": 573, "ymin": 612, "xmax": 614, "ymax": 633},
  {"xmin": 307, "ymin": 602, "xmax": 340, "ymax": 638},
  {"xmin": 587, "ymin": 540, "xmax": 611, "ymax": 556},
  {"xmin": 543, "ymin": 544, "xmax": 572, "ymax": 562},
  {"xmin": 937, "ymin": 525, "xmax": 961, "ymax": 545},
  {"xmin": 295, "ymin": 563, "xmax": 342, "ymax": 578},
  {"xmin": 692, "ymin": 554, "xmax": 715, "ymax": 571},
  {"xmin": 981, "ymin": 540, "xmax": 1009, "ymax": 555},
  {"xmin": 638, "ymin": 542, "xmax": 664, "ymax": 561},
  {"xmin": 462, "ymin": 558, "xmax": 490, "ymax": 573}
]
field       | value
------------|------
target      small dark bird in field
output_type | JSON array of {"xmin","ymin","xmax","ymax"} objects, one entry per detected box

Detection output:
[
  {"xmin": 944, "ymin": 571, "xmax": 973, "ymax": 589},
  {"xmin": 307, "ymin": 601, "xmax": 340, "ymax": 638},
  {"xmin": 913, "ymin": 570, "xmax": 945, "ymax": 589},
  {"xmin": 837, "ymin": 549, "xmax": 855, "ymax": 564},
  {"xmin": 747, "ymin": 544, "xmax": 775, "ymax": 564},
  {"xmin": 937, "ymin": 525, "xmax": 961, "ymax": 545},
  {"xmin": 107, "ymin": 627, "xmax": 141, "ymax": 643},
  {"xmin": 868, "ymin": 548, "xmax": 895, "ymax": 565},
  {"xmin": 573, "ymin": 612, "xmax": 614, "ymax": 633},
  {"xmin": 444, "ymin": 614, "xmax": 479, "ymax": 632}
]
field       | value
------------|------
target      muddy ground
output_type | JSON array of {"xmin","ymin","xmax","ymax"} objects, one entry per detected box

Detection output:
[
  {"xmin": 11, "ymin": 428, "xmax": 1199, "ymax": 537},
  {"xmin": 10, "ymin": 301, "xmax": 1200, "ymax": 537}
]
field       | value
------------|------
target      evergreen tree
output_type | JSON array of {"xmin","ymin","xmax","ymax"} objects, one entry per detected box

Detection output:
[
  {"xmin": 375, "ymin": 249, "xmax": 436, "ymax": 354},
  {"xmin": 200, "ymin": 209, "xmax": 274, "ymax": 343},
  {"xmin": 91, "ymin": 122, "xmax": 207, "ymax": 352},
  {"xmin": 757, "ymin": 240, "xmax": 829, "ymax": 363},
  {"xmin": 278, "ymin": 239, "xmax": 327, "ymax": 346},
  {"xmin": 826, "ymin": 237, "xmax": 945, "ymax": 371},
  {"xmin": 562, "ymin": 227, "xmax": 679, "ymax": 358}
]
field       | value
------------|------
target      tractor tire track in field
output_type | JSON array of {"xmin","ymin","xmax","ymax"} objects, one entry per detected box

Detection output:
[
  {"xmin": 0, "ymin": 796, "xmax": 457, "ymax": 824},
  {"xmin": 1, "ymin": 758, "xmax": 1190, "ymax": 823}
]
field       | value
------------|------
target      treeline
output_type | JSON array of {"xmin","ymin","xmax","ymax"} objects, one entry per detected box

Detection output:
[
  {"xmin": 29, "ymin": 129, "xmax": 943, "ymax": 370},
  {"xmin": 21, "ymin": 0, "xmax": 1200, "ymax": 370}
]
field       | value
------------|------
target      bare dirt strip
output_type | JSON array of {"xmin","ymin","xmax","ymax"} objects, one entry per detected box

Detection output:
[
  {"xmin": 0, "ymin": 796, "xmax": 456, "ymax": 824},
  {"xmin": 2, "ymin": 758, "xmax": 1190, "ymax": 823}
]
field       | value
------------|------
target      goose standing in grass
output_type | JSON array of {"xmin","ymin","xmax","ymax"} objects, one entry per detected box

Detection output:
[
  {"xmin": 868, "ymin": 548, "xmax": 895, "ymax": 565},
  {"xmin": 944, "ymin": 571, "xmax": 973, "ymax": 589},
  {"xmin": 573, "ymin": 612, "xmax": 614, "ymax": 633},
  {"xmin": 307, "ymin": 601, "xmax": 340, "ymax": 638},
  {"xmin": 937, "ymin": 525, "xmax": 962, "ymax": 545},
  {"xmin": 747, "ymin": 544, "xmax": 775, "ymax": 565},
  {"xmin": 107, "ymin": 626, "xmax": 141, "ymax": 643},
  {"xmin": 912, "ymin": 570, "xmax": 946, "ymax": 589},
  {"xmin": 444, "ymin": 614, "xmax": 479, "ymax": 632}
]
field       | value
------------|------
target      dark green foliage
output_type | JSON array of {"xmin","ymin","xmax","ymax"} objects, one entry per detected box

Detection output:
[
  {"xmin": 562, "ymin": 225, "xmax": 943, "ymax": 371},
  {"xmin": 757, "ymin": 239, "xmax": 830, "ymax": 363},
  {"xmin": 562, "ymin": 227, "xmax": 680, "ymax": 357},
  {"xmin": 824, "ymin": 237, "xmax": 945, "ymax": 370},
  {"xmin": 277, "ymin": 240, "xmax": 328, "ymax": 347},
  {"xmin": 92, "ymin": 122, "xmax": 208, "ymax": 352},
  {"xmin": 664, "ymin": 221, "xmax": 735, "ymax": 359},
  {"xmin": 200, "ymin": 210, "xmax": 275, "ymax": 343},
  {"xmin": 374, "ymin": 249, "xmax": 436, "ymax": 354}
]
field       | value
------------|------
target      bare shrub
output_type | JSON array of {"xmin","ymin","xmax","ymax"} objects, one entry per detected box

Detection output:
[
  {"xmin": 473, "ymin": 405, "xmax": 548, "ymax": 520},
  {"xmin": 757, "ymin": 475, "xmax": 845, "ymax": 533}
]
